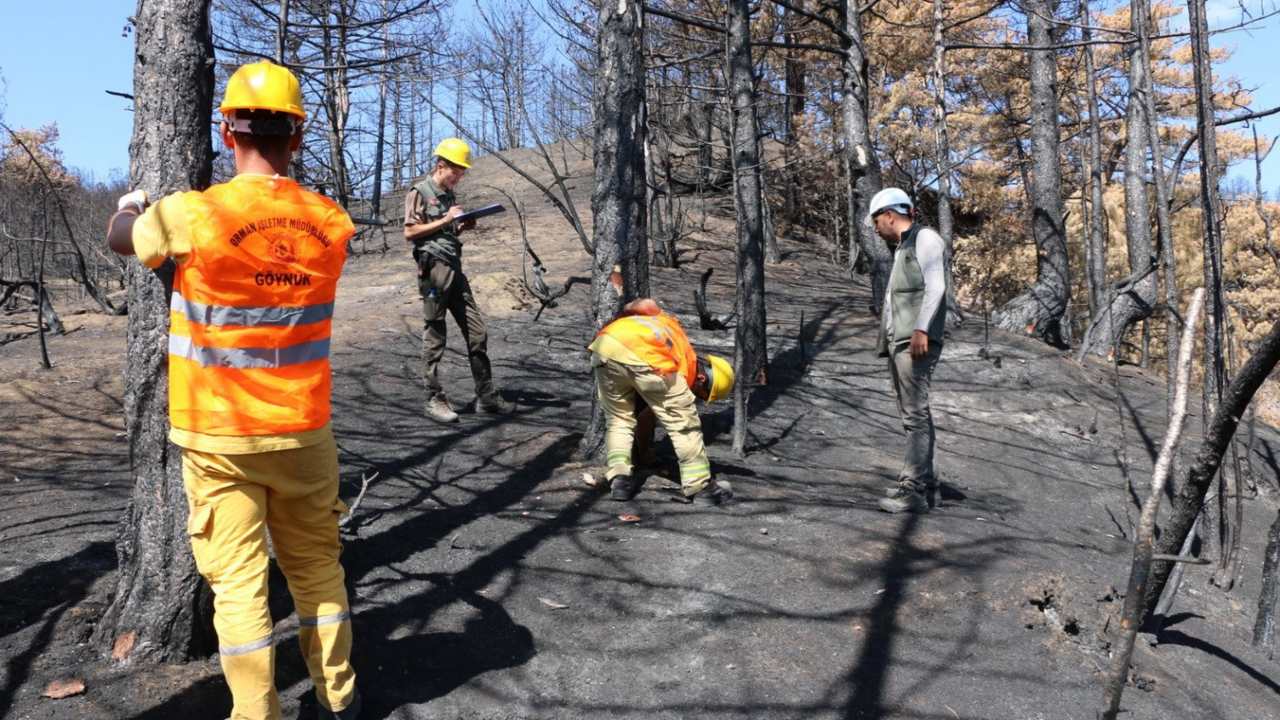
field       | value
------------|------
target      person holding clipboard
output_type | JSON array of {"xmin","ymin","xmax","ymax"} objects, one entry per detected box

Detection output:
[{"xmin": 404, "ymin": 138, "xmax": 514, "ymax": 423}]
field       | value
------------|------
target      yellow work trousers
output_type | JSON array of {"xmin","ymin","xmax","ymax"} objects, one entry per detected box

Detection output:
[
  {"xmin": 594, "ymin": 357, "xmax": 712, "ymax": 496},
  {"xmin": 182, "ymin": 431, "xmax": 357, "ymax": 720}
]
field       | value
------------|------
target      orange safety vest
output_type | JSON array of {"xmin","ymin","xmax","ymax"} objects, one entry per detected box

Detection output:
[
  {"xmin": 597, "ymin": 312, "xmax": 698, "ymax": 387},
  {"xmin": 168, "ymin": 177, "xmax": 354, "ymax": 436}
]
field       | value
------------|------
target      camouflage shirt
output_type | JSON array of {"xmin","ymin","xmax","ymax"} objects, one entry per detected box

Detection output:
[{"xmin": 405, "ymin": 175, "xmax": 461, "ymax": 266}]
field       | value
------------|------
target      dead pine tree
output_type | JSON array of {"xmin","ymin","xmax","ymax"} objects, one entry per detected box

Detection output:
[
  {"xmin": 1142, "ymin": 312, "xmax": 1280, "ymax": 620},
  {"xmin": 580, "ymin": 0, "xmax": 650, "ymax": 459},
  {"xmin": 1099, "ymin": 288, "xmax": 1204, "ymax": 720},
  {"xmin": 726, "ymin": 0, "xmax": 767, "ymax": 456},
  {"xmin": 839, "ymin": 0, "xmax": 892, "ymax": 314},
  {"xmin": 1186, "ymin": 0, "xmax": 1238, "ymax": 589},
  {"xmin": 91, "ymin": 0, "xmax": 218, "ymax": 663},
  {"xmin": 1078, "ymin": 0, "xmax": 1108, "ymax": 320},
  {"xmin": 990, "ymin": 0, "xmax": 1071, "ymax": 347},
  {"xmin": 1256, "ymin": 506, "xmax": 1280, "ymax": 657},
  {"xmin": 1077, "ymin": 0, "xmax": 1158, "ymax": 360}
]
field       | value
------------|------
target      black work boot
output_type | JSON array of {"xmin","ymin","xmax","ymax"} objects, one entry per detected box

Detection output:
[
  {"xmin": 609, "ymin": 474, "xmax": 639, "ymax": 501},
  {"xmin": 878, "ymin": 483, "xmax": 929, "ymax": 514},
  {"xmin": 884, "ymin": 482, "xmax": 939, "ymax": 508},
  {"xmin": 316, "ymin": 689, "xmax": 361, "ymax": 719},
  {"xmin": 478, "ymin": 391, "xmax": 515, "ymax": 414},
  {"xmin": 691, "ymin": 479, "xmax": 734, "ymax": 507}
]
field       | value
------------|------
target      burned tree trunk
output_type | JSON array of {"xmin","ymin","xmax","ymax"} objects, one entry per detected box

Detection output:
[
  {"xmin": 1188, "ymin": 0, "xmax": 1228, "ymax": 417},
  {"xmin": 1187, "ymin": 0, "xmax": 1235, "ymax": 583},
  {"xmin": 727, "ymin": 0, "xmax": 768, "ymax": 456},
  {"xmin": 781, "ymin": 1, "xmax": 805, "ymax": 229},
  {"xmin": 1143, "ymin": 314, "xmax": 1280, "ymax": 617},
  {"xmin": 1079, "ymin": 0, "xmax": 1156, "ymax": 358},
  {"xmin": 92, "ymin": 0, "xmax": 217, "ymax": 663},
  {"xmin": 581, "ymin": 0, "xmax": 649, "ymax": 458},
  {"xmin": 931, "ymin": 0, "xmax": 961, "ymax": 327},
  {"xmin": 1133, "ymin": 0, "xmax": 1184, "ymax": 464},
  {"xmin": 992, "ymin": 0, "xmax": 1071, "ymax": 347},
  {"xmin": 1100, "ymin": 289, "xmax": 1203, "ymax": 720},
  {"xmin": 1080, "ymin": 0, "xmax": 1108, "ymax": 319},
  {"xmin": 1255, "ymin": 507, "xmax": 1280, "ymax": 657},
  {"xmin": 840, "ymin": 0, "xmax": 891, "ymax": 313}
]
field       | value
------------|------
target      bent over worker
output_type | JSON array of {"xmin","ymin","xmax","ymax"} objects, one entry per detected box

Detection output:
[
  {"xmin": 589, "ymin": 298, "xmax": 735, "ymax": 506},
  {"xmin": 404, "ymin": 138, "xmax": 513, "ymax": 423},
  {"xmin": 107, "ymin": 61, "xmax": 359, "ymax": 720}
]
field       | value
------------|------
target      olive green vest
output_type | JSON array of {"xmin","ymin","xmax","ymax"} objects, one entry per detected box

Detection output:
[
  {"xmin": 876, "ymin": 224, "xmax": 948, "ymax": 356},
  {"xmin": 412, "ymin": 176, "xmax": 462, "ymax": 266}
]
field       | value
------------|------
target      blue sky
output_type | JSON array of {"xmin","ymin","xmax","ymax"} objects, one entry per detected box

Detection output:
[
  {"xmin": 0, "ymin": 2, "xmax": 137, "ymax": 184},
  {"xmin": 0, "ymin": 1, "xmax": 1276, "ymax": 191}
]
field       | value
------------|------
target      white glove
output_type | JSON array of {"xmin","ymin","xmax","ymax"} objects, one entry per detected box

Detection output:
[{"xmin": 117, "ymin": 189, "xmax": 149, "ymax": 214}]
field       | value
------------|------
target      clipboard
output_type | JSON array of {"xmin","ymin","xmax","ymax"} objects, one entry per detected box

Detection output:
[{"xmin": 454, "ymin": 203, "xmax": 506, "ymax": 224}]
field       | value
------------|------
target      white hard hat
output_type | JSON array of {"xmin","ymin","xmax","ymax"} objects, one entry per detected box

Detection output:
[{"xmin": 867, "ymin": 187, "xmax": 913, "ymax": 223}]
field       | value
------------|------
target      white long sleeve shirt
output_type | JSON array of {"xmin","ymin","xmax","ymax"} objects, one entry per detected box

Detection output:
[{"xmin": 882, "ymin": 225, "xmax": 947, "ymax": 337}]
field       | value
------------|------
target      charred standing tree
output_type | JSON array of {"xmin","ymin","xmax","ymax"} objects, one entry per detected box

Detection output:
[
  {"xmin": 581, "ymin": 0, "xmax": 650, "ymax": 458},
  {"xmin": 1256, "ymin": 507, "xmax": 1280, "ymax": 656},
  {"xmin": 1080, "ymin": 0, "xmax": 1158, "ymax": 358},
  {"xmin": 992, "ymin": 0, "xmax": 1071, "ymax": 347},
  {"xmin": 92, "ymin": 0, "xmax": 217, "ymax": 662},
  {"xmin": 1187, "ymin": 0, "xmax": 1235, "ymax": 582},
  {"xmin": 930, "ymin": 0, "xmax": 961, "ymax": 327},
  {"xmin": 840, "ymin": 0, "xmax": 891, "ymax": 313},
  {"xmin": 1080, "ymin": 0, "xmax": 1108, "ymax": 319},
  {"xmin": 727, "ymin": 0, "xmax": 767, "ymax": 456},
  {"xmin": 1188, "ymin": 0, "xmax": 1228, "ymax": 416},
  {"xmin": 1133, "ymin": 0, "xmax": 1182, "ymax": 435},
  {"xmin": 1142, "ymin": 315, "xmax": 1280, "ymax": 619},
  {"xmin": 781, "ymin": 0, "xmax": 805, "ymax": 229}
]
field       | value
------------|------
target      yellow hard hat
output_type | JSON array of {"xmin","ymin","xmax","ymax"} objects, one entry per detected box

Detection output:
[
  {"xmin": 433, "ymin": 138, "xmax": 472, "ymax": 168},
  {"xmin": 219, "ymin": 60, "xmax": 306, "ymax": 121},
  {"xmin": 703, "ymin": 354, "xmax": 735, "ymax": 403}
]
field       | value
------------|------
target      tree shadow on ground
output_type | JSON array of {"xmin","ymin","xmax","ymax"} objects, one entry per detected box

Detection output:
[
  {"xmin": 0, "ymin": 541, "xmax": 114, "ymax": 717},
  {"xmin": 337, "ymin": 432, "xmax": 586, "ymax": 717},
  {"xmin": 132, "ymin": 433, "xmax": 580, "ymax": 719},
  {"xmin": 841, "ymin": 512, "xmax": 925, "ymax": 718},
  {"xmin": 1155, "ymin": 629, "xmax": 1280, "ymax": 696}
]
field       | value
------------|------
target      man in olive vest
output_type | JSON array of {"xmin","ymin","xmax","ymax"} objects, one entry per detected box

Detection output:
[
  {"xmin": 870, "ymin": 187, "xmax": 948, "ymax": 514},
  {"xmin": 404, "ymin": 138, "xmax": 513, "ymax": 423},
  {"xmin": 108, "ymin": 61, "xmax": 359, "ymax": 720}
]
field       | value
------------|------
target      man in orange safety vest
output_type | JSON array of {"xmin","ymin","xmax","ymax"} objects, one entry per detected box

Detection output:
[
  {"xmin": 590, "ymin": 298, "xmax": 735, "ymax": 505},
  {"xmin": 107, "ymin": 61, "xmax": 359, "ymax": 720}
]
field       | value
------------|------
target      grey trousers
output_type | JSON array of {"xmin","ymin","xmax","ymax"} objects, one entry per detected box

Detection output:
[
  {"xmin": 888, "ymin": 342, "xmax": 942, "ymax": 491},
  {"xmin": 418, "ymin": 256, "xmax": 493, "ymax": 400}
]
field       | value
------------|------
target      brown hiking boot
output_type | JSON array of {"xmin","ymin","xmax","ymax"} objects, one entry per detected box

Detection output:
[{"xmin": 425, "ymin": 395, "xmax": 459, "ymax": 423}]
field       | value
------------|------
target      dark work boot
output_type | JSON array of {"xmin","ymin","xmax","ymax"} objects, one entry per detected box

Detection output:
[
  {"xmin": 885, "ymin": 480, "xmax": 938, "ymax": 509},
  {"xmin": 478, "ymin": 391, "xmax": 514, "ymax": 414},
  {"xmin": 316, "ymin": 689, "xmax": 361, "ymax": 719},
  {"xmin": 690, "ymin": 480, "xmax": 734, "ymax": 507},
  {"xmin": 878, "ymin": 484, "xmax": 929, "ymax": 514},
  {"xmin": 609, "ymin": 475, "xmax": 639, "ymax": 501}
]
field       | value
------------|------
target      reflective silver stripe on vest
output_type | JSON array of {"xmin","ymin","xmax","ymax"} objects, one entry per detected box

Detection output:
[
  {"xmin": 169, "ymin": 335, "xmax": 331, "ymax": 369},
  {"xmin": 298, "ymin": 610, "xmax": 351, "ymax": 627},
  {"xmin": 220, "ymin": 634, "xmax": 274, "ymax": 656},
  {"xmin": 172, "ymin": 291, "xmax": 333, "ymax": 328}
]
